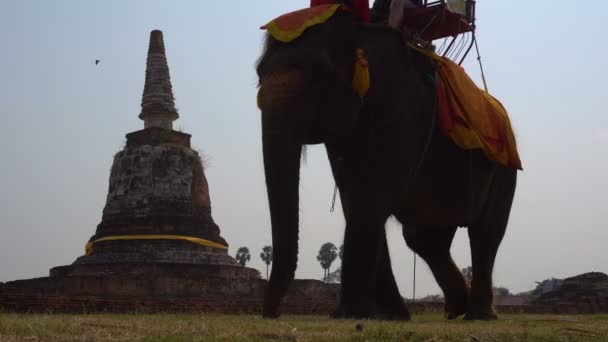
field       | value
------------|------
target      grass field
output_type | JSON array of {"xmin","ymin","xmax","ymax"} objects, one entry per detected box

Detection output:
[{"xmin": 0, "ymin": 313, "xmax": 607, "ymax": 341}]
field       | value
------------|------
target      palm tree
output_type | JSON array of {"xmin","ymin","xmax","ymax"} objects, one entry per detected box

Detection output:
[
  {"xmin": 260, "ymin": 245, "xmax": 273, "ymax": 279},
  {"xmin": 317, "ymin": 242, "xmax": 338, "ymax": 283},
  {"xmin": 326, "ymin": 268, "xmax": 341, "ymax": 284},
  {"xmin": 235, "ymin": 247, "xmax": 251, "ymax": 267},
  {"xmin": 461, "ymin": 266, "xmax": 473, "ymax": 284}
]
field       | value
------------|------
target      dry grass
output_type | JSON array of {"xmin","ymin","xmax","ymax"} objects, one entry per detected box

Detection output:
[{"xmin": 0, "ymin": 313, "xmax": 607, "ymax": 341}]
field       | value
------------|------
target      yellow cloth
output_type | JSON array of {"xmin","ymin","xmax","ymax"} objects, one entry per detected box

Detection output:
[
  {"xmin": 353, "ymin": 48, "xmax": 370, "ymax": 98},
  {"xmin": 85, "ymin": 235, "xmax": 228, "ymax": 256},
  {"xmin": 415, "ymin": 46, "xmax": 522, "ymax": 170},
  {"xmin": 261, "ymin": 4, "xmax": 342, "ymax": 43}
]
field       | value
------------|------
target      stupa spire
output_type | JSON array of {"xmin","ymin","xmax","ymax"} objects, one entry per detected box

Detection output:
[{"xmin": 138, "ymin": 30, "xmax": 178, "ymax": 129}]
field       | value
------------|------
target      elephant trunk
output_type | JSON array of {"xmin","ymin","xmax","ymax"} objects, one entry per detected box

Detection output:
[{"xmin": 261, "ymin": 124, "xmax": 301, "ymax": 318}]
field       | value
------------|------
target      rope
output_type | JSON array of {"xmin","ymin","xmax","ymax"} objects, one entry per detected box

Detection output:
[
  {"xmin": 454, "ymin": 32, "xmax": 470, "ymax": 61},
  {"xmin": 330, "ymin": 183, "xmax": 338, "ymax": 212},
  {"xmin": 473, "ymin": 33, "xmax": 489, "ymax": 92},
  {"xmin": 329, "ymin": 74, "xmax": 370, "ymax": 214},
  {"xmin": 437, "ymin": 37, "xmax": 448, "ymax": 55},
  {"xmin": 410, "ymin": 99, "xmax": 437, "ymax": 180},
  {"xmin": 403, "ymin": 84, "xmax": 437, "ymax": 194},
  {"xmin": 447, "ymin": 34, "xmax": 464, "ymax": 60},
  {"xmin": 469, "ymin": 149, "xmax": 474, "ymax": 221}
]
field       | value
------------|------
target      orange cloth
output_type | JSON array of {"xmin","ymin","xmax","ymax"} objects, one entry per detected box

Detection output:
[
  {"xmin": 261, "ymin": 4, "xmax": 342, "ymax": 43},
  {"xmin": 420, "ymin": 48, "xmax": 522, "ymax": 170}
]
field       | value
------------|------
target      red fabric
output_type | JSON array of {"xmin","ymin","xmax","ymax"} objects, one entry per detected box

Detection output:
[
  {"xmin": 436, "ymin": 78, "xmax": 453, "ymax": 134},
  {"xmin": 352, "ymin": 0, "xmax": 370, "ymax": 22},
  {"xmin": 310, "ymin": 0, "xmax": 370, "ymax": 22},
  {"xmin": 310, "ymin": 0, "xmax": 335, "ymax": 5},
  {"xmin": 404, "ymin": 5, "xmax": 473, "ymax": 41}
]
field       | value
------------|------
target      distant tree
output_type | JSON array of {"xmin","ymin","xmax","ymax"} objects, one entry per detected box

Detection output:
[
  {"xmin": 235, "ymin": 247, "xmax": 251, "ymax": 267},
  {"xmin": 339, "ymin": 244, "xmax": 344, "ymax": 260},
  {"xmin": 461, "ymin": 266, "xmax": 473, "ymax": 284},
  {"xmin": 494, "ymin": 287, "xmax": 511, "ymax": 297},
  {"xmin": 327, "ymin": 268, "xmax": 341, "ymax": 284},
  {"xmin": 317, "ymin": 242, "xmax": 338, "ymax": 283},
  {"xmin": 260, "ymin": 245, "xmax": 273, "ymax": 279}
]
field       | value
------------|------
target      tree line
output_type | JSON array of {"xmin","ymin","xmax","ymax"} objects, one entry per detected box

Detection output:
[{"xmin": 234, "ymin": 242, "xmax": 343, "ymax": 282}]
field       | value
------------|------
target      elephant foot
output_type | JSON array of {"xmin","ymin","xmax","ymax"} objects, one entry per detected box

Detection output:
[
  {"xmin": 330, "ymin": 305, "xmax": 346, "ymax": 319},
  {"xmin": 446, "ymin": 310, "xmax": 466, "ymax": 320},
  {"xmin": 330, "ymin": 301, "xmax": 376, "ymax": 320},
  {"xmin": 262, "ymin": 310, "xmax": 280, "ymax": 319},
  {"xmin": 262, "ymin": 312, "xmax": 280, "ymax": 319},
  {"xmin": 329, "ymin": 304, "xmax": 344, "ymax": 319},
  {"xmin": 444, "ymin": 296, "xmax": 468, "ymax": 320},
  {"xmin": 376, "ymin": 301, "xmax": 411, "ymax": 321},
  {"xmin": 262, "ymin": 302, "xmax": 280, "ymax": 319},
  {"xmin": 464, "ymin": 308, "xmax": 498, "ymax": 321}
]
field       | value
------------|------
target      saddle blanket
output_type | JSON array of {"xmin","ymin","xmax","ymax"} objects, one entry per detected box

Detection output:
[{"xmin": 417, "ymin": 47, "xmax": 522, "ymax": 170}]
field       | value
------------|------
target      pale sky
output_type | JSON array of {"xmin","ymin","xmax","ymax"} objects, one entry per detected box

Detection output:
[{"xmin": 1, "ymin": 1, "xmax": 607, "ymax": 298}]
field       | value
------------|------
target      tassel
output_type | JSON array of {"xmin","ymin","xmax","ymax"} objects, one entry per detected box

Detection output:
[{"xmin": 352, "ymin": 48, "xmax": 370, "ymax": 98}]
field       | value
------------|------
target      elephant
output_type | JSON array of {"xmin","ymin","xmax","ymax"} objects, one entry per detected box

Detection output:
[{"xmin": 256, "ymin": 10, "xmax": 517, "ymax": 321}]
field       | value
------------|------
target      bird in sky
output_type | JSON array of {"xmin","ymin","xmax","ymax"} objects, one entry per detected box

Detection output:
[{"xmin": 95, "ymin": 59, "xmax": 100, "ymax": 65}]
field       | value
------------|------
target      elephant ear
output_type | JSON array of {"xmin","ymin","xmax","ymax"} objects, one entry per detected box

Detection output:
[
  {"xmin": 260, "ymin": 4, "xmax": 343, "ymax": 43},
  {"xmin": 257, "ymin": 86, "xmax": 263, "ymax": 110}
]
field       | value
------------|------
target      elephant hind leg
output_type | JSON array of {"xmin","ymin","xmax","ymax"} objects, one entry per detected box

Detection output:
[
  {"xmin": 375, "ymin": 231, "xmax": 411, "ymax": 321},
  {"xmin": 465, "ymin": 169, "xmax": 516, "ymax": 321},
  {"xmin": 403, "ymin": 225, "xmax": 469, "ymax": 319}
]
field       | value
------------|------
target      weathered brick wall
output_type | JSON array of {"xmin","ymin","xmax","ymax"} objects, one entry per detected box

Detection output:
[
  {"xmin": 50, "ymin": 263, "xmax": 260, "ymax": 279},
  {"xmin": 126, "ymin": 127, "xmax": 190, "ymax": 148},
  {"xmin": 0, "ymin": 277, "xmax": 342, "ymax": 314},
  {"xmin": 2, "ymin": 278, "xmax": 607, "ymax": 315},
  {"xmin": 97, "ymin": 144, "xmax": 221, "ymax": 240},
  {"xmin": 92, "ymin": 127, "xmax": 224, "ymax": 245},
  {"xmin": 76, "ymin": 127, "xmax": 232, "ymax": 269},
  {"xmin": 1, "ymin": 274, "xmax": 265, "ymax": 300}
]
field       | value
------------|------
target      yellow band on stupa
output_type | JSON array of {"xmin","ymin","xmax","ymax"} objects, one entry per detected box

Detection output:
[{"xmin": 85, "ymin": 235, "xmax": 228, "ymax": 256}]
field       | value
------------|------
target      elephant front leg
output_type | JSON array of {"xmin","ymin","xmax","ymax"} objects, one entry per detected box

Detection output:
[
  {"xmin": 260, "ymin": 125, "xmax": 302, "ymax": 319},
  {"xmin": 375, "ymin": 232, "xmax": 411, "ymax": 320}
]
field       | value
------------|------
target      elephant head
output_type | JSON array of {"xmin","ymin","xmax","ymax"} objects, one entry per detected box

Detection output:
[{"xmin": 257, "ymin": 12, "xmax": 364, "ymax": 145}]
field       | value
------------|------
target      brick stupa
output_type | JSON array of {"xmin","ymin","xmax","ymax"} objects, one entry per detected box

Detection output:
[
  {"xmin": 0, "ymin": 31, "xmax": 266, "ymax": 310},
  {"xmin": 59, "ymin": 30, "xmax": 245, "ymax": 274}
]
